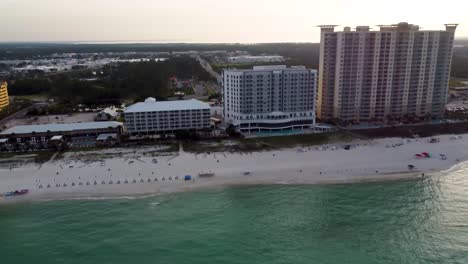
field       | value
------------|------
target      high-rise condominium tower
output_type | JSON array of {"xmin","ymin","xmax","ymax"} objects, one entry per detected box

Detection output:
[
  {"xmin": 0, "ymin": 81, "xmax": 9, "ymax": 111},
  {"xmin": 317, "ymin": 22, "xmax": 457, "ymax": 123}
]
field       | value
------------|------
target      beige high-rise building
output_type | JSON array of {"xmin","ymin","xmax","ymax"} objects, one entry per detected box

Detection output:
[
  {"xmin": 317, "ymin": 22, "xmax": 457, "ymax": 123},
  {"xmin": 0, "ymin": 81, "xmax": 9, "ymax": 111}
]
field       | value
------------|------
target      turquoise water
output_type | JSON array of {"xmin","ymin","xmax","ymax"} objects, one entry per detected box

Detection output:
[{"xmin": 1, "ymin": 172, "xmax": 468, "ymax": 263}]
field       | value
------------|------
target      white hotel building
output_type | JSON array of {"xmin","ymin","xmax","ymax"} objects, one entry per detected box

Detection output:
[
  {"xmin": 124, "ymin": 98, "xmax": 211, "ymax": 135},
  {"xmin": 223, "ymin": 65, "xmax": 317, "ymax": 132}
]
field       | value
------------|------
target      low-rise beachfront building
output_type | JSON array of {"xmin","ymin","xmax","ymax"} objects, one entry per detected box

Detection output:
[
  {"xmin": 0, "ymin": 121, "xmax": 123, "ymax": 151},
  {"xmin": 124, "ymin": 98, "xmax": 211, "ymax": 136},
  {"xmin": 222, "ymin": 65, "xmax": 317, "ymax": 132}
]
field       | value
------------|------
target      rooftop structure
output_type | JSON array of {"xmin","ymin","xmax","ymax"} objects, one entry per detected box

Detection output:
[
  {"xmin": 124, "ymin": 99, "xmax": 210, "ymax": 113},
  {"xmin": 0, "ymin": 121, "xmax": 123, "ymax": 135},
  {"xmin": 318, "ymin": 22, "xmax": 458, "ymax": 33},
  {"xmin": 144, "ymin": 97, "xmax": 157, "ymax": 103}
]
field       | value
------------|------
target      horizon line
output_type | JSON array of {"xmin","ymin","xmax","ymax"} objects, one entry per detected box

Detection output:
[
  {"xmin": 0, "ymin": 37, "xmax": 467, "ymax": 45},
  {"xmin": 0, "ymin": 40, "xmax": 319, "ymax": 45}
]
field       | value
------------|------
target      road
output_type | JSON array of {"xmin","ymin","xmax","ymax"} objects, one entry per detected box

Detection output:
[
  {"xmin": 194, "ymin": 84, "xmax": 205, "ymax": 96},
  {"xmin": 193, "ymin": 55, "xmax": 222, "ymax": 83}
]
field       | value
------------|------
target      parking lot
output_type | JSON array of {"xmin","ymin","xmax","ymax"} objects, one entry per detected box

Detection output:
[{"xmin": 2, "ymin": 112, "xmax": 97, "ymax": 129}]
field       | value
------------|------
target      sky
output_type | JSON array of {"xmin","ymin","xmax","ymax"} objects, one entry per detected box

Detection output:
[{"xmin": 1, "ymin": 0, "xmax": 467, "ymax": 43}]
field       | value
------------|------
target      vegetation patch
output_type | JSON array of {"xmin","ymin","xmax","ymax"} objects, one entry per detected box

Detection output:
[
  {"xmin": 8, "ymin": 57, "xmax": 213, "ymax": 105},
  {"xmin": 352, "ymin": 121, "xmax": 468, "ymax": 139},
  {"xmin": 449, "ymin": 78, "xmax": 467, "ymax": 88},
  {"xmin": 182, "ymin": 132, "xmax": 353, "ymax": 153}
]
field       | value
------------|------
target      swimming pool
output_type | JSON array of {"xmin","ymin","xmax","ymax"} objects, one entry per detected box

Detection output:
[{"xmin": 254, "ymin": 129, "xmax": 305, "ymax": 136}]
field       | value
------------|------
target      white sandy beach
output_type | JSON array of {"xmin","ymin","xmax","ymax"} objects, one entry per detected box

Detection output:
[{"xmin": 1, "ymin": 133, "xmax": 468, "ymax": 202}]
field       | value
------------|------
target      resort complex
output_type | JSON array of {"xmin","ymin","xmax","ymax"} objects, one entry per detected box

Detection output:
[
  {"xmin": 0, "ymin": 23, "xmax": 461, "ymax": 152},
  {"xmin": 222, "ymin": 65, "xmax": 317, "ymax": 132},
  {"xmin": 317, "ymin": 23, "xmax": 457, "ymax": 123}
]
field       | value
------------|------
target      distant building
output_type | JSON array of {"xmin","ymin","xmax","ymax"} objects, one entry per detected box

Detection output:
[
  {"xmin": 169, "ymin": 76, "xmax": 178, "ymax": 85},
  {"xmin": 124, "ymin": 99, "xmax": 211, "ymax": 135},
  {"xmin": 0, "ymin": 81, "xmax": 9, "ymax": 111},
  {"xmin": 0, "ymin": 121, "xmax": 123, "ymax": 150},
  {"xmin": 227, "ymin": 55, "xmax": 284, "ymax": 63},
  {"xmin": 95, "ymin": 107, "xmax": 118, "ymax": 121},
  {"xmin": 144, "ymin": 97, "xmax": 157, "ymax": 103},
  {"xmin": 223, "ymin": 65, "xmax": 317, "ymax": 132},
  {"xmin": 318, "ymin": 22, "xmax": 458, "ymax": 123},
  {"xmin": 169, "ymin": 76, "xmax": 192, "ymax": 89}
]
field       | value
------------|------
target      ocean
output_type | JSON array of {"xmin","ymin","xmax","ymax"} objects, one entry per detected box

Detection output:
[{"xmin": 1, "ymin": 167, "xmax": 467, "ymax": 264}]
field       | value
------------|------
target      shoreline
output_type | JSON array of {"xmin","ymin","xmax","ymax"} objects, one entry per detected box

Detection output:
[
  {"xmin": 1, "ymin": 133, "xmax": 467, "ymax": 204},
  {"xmin": 36, "ymin": 172, "xmax": 425, "ymax": 202},
  {"xmin": 1, "ymin": 170, "xmax": 427, "ymax": 204}
]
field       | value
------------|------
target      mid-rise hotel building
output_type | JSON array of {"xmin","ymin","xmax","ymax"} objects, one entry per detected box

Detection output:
[
  {"xmin": 317, "ymin": 22, "xmax": 457, "ymax": 123},
  {"xmin": 223, "ymin": 65, "xmax": 317, "ymax": 132},
  {"xmin": 124, "ymin": 98, "xmax": 211, "ymax": 135}
]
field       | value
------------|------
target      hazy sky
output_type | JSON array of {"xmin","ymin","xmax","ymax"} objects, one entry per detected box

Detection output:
[{"xmin": 1, "ymin": 0, "xmax": 467, "ymax": 43}]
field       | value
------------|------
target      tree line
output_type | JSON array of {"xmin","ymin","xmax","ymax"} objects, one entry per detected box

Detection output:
[{"xmin": 8, "ymin": 57, "xmax": 213, "ymax": 105}]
